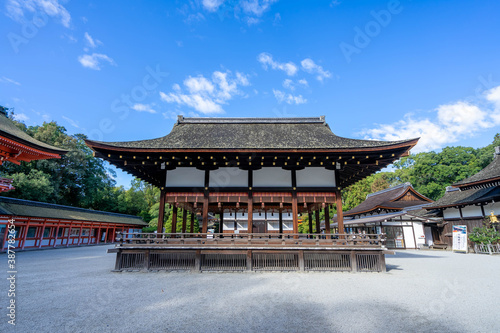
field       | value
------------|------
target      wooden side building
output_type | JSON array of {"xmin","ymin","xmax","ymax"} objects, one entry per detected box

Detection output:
[
  {"xmin": 0, "ymin": 196, "xmax": 147, "ymax": 251},
  {"xmin": 425, "ymin": 147, "xmax": 500, "ymax": 247},
  {"xmin": 332, "ymin": 183, "xmax": 439, "ymax": 249}
]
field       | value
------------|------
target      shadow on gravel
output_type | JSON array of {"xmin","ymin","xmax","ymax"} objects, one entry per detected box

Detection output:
[
  {"xmin": 390, "ymin": 251, "xmax": 444, "ymax": 259},
  {"xmin": 386, "ymin": 264, "xmax": 402, "ymax": 272}
]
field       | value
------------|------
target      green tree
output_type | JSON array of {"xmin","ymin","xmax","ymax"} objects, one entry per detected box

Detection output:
[
  {"xmin": 391, "ymin": 146, "xmax": 481, "ymax": 200},
  {"xmin": 7, "ymin": 169, "xmax": 54, "ymax": 202}
]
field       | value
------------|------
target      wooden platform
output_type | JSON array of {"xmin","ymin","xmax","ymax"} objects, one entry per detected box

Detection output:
[{"xmin": 110, "ymin": 233, "xmax": 390, "ymax": 273}]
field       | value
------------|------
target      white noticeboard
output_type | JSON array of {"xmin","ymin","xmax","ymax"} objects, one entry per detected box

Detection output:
[{"xmin": 452, "ymin": 225, "xmax": 468, "ymax": 253}]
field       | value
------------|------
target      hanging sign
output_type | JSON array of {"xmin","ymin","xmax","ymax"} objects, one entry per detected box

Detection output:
[{"xmin": 452, "ymin": 225, "xmax": 468, "ymax": 253}]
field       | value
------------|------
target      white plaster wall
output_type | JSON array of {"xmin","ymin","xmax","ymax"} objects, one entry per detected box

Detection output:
[
  {"xmin": 461, "ymin": 205, "xmax": 482, "ymax": 218},
  {"xmin": 296, "ymin": 168, "xmax": 336, "ymax": 187},
  {"xmin": 166, "ymin": 168, "xmax": 205, "ymax": 187},
  {"xmin": 483, "ymin": 201, "xmax": 500, "ymax": 216},
  {"xmin": 443, "ymin": 207, "xmax": 461, "ymax": 219},
  {"xmin": 210, "ymin": 168, "xmax": 248, "ymax": 187},
  {"xmin": 424, "ymin": 226, "xmax": 434, "ymax": 246},
  {"xmin": 253, "ymin": 168, "xmax": 291, "ymax": 187},
  {"xmin": 413, "ymin": 222, "xmax": 426, "ymax": 248},
  {"xmin": 403, "ymin": 226, "xmax": 416, "ymax": 249}
]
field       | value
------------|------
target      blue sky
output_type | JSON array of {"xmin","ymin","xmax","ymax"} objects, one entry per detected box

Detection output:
[{"xmin": 2, "ymin": 0, "xmax": 500, "ymax": 187}]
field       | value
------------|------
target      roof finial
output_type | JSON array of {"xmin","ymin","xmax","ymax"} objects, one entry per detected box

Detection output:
[{"xmin": 177, "ymin": 115, "xmax": 184, "ymax": 124}]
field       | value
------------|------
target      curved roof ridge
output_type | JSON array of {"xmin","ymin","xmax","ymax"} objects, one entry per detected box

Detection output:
[
  {"xmin": 177, "ymin": 115, "xmax": 326, "ymax": 124},
  {"xmin": 366, "ymin": 182, "xmax": 411, "ymax": 199}
]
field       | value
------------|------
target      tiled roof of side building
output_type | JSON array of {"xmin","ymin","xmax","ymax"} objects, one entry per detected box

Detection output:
[
  {"xmin": 425, "ymin": 186, "xmax": 500, "ymax": 209},
  {"xmin": 0, "ymin": 113, "xmax": 67, "ymax": 154},
  {"xmin": 0, "ymin": 196, "xmax": 147, "ymax": 225},
  {"xmin": 453, "ymin": 149, "xmax": 500, "ymax": 188},
  {"xmin": 344, "ymin": 182, "xmax": 433, "ymax": 217},
  {"xmin": 86, "ymin": 116, "xmax": 419, "ymax": 150}
]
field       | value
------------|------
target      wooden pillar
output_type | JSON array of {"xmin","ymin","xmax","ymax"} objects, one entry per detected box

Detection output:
[
  {"xmin": 171, "ymin": 205, "xmax": 178, "ymax": 234},
  {"xmin": 308, "ymin": 211, "xmax": 313, "ymax": 236},
  {"xmin": 190, "ymin": 211, "xmax": 195, "ymax": 233},
  {"xmin": 181, "ymin": 208, "xmax": 187, "ymax": 234},
  {"xmin": 292, "ymin": 193, "xmax": 298, "ymax": 235},
  {"xmin": 21, "ymin": 218, "xmax": 30, "ymax": 250},
  {"xmin": 1, "ymin": 220, "xmax": 11, "ymax": 251},
  {"xmin": 38, "ymin": 219, "xmax": 47, "ymax": 248},
  {"xmin": 325, "ymin": 206, "xmax": 331, "ymax": 234},
  {"xmin": 247, "ymin": 195, "xmax": 253, "ymax": 234},
  {"xmin": 219, "ymin": 207, "xmax": 224, "ymax": 234},
  {"xmin": 315, "ymin": 210, "xmax": 321, "ymax": 234},
  {"xmin": 202, "ymin": 194, "xmax": 209, "ymax": 234},
  {"xmin": 335, "ymin": 189, "xmax": 344, "ymax": 235},
  {"xmin": 278, "ymin": 209, "xmax": 283, "ymax": 235},
  {"xmin": 157, "ymin": 190, "xmax": 166, "ymax": 235}
]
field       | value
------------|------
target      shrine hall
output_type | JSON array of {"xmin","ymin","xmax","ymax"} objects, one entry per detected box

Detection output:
[{"xmin": 86, "ymin": 116, "xmax": 418, "ymax": 272}]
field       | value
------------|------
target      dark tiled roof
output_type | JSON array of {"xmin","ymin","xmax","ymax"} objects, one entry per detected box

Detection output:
[
  {"xmin": 453, "ymin": 153, "xmax": 500, "ymax": 188},
  {"xmin": 88, "ymin": 116, "xmax": 417, "ymax": 150},
  {"xmin": 0, "ymin": 114, "xmax": 67, "ymax": 154},
  {"xmin": 0, "ymin": 196, "xmax": 147, "ymax": 225},
  {"xmin": 344, "ymin": 183, "xmax": 432, "ymax": 216},
  {"xmin": 425, "ymin": 186, "xmax": 500, "ymax": 209}
]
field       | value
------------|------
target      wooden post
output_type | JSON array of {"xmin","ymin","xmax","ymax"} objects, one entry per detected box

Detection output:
[
  {"xmin": 38, "ymin": 219, "xmax": 47, "ymax": 248},
  {"xmin": 335, "ymin": 189, "xmax": 344, "ymax": 235},
  {"xmin": 190, "ymin": 211, "xmax": 195, "ymax": 233},
  {"xmin": 308, "ymin": 211, "xmax": 313, "ymax": 236},
  {"xmin": 202, "ymin": 194, "xmax": 209, "ymax": 234},
  {"xmin": 21, "ymin": 218, "xmax": 30, "ymax": 250},
  {"xmin": 279, "ymin": 209, "xmax": 283, "ymax": 235},
  {"xmin": 315, "ymin": 210, "xmax": 321, "ymax": 234},
  {"xmin": 157, "ymin": 190, "xmax": 166, "ymax": 235},
  {"xmin": 292, "ymin": 193, "xmax": 298, "ymax": 236},
  {"xmin": 181, "ymin": 208, "xmax": 187, "ymax": 234},
  {"xmin": 171, "ymin": 205, "xmax": 178, "ymax": 234},
  {"xmin": 247, "ymin": 194, "xmax": 253, "ymax": 234},
  {"xmin": 325, "ymin": 206, "xmax": 331, "ymax": 234},
  {"xmin": 219, "ymin": 206, "xmax": 224, "ymax": 234}
]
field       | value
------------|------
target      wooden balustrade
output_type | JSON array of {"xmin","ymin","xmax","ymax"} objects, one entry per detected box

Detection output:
[{"xmin": 115, "ymin": 232, "xmax": 386, "ymax": 248}]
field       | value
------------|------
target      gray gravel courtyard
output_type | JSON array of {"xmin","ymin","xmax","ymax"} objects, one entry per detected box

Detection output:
[{"xmin": 1, "ymin": 245, "xmax": 499, "ymax": 333}]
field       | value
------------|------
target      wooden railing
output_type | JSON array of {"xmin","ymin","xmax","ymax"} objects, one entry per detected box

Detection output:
[{"xmin": 115, "ymin": 232, "xmax": 386, "ymax": 248}]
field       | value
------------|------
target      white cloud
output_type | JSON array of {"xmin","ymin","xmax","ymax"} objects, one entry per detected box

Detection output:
[
  {"xmin": 282, "ymin": 78, "xmax": 308, "ymax": 91},
  {"xmin": 131, "ymin": 103, "xmax": 157, "ymax": 114},
  {"xmin": 12, "ymin": 112, "xmax": 29, "ymax": 122},
  {"xmin": 257, "ymin": 52, "xmax": 298, "ymax": 76},
  {"xmin": 245, "ymin": 17, "xmax": 261, "ymax": 26},
  {"xmin": 6, "ymin": 0, "xmax": 71, "ymax": 27},
  {"xmin": 77, "ymin": 53, "xmax": 116, "ymax": 70},
  {"xmin": 273, "ymin": 89, "xmax": 307, "ymax": 105},
  {"xmin": 362, "ymin": 85, "xmax": 500, "ymax": 153},
  {"xmin": 84, "ymin": 32, "xmax": 100, "ymax": 49},
  {"xmin": 241, "ymin": 0, "xmax": 278, "ymax": 16},
  {"xmin": 298, "ymin": 79, "xmax": 308, "ymax": 87},
  {"xmin": 0, "ymin": 76, "xmax": 21, "ymax": 86},
  {"xmin": 301, "ymin": 58, "xmax": 331, "ymax": 81},
  {"xmin": 283, "ymin": 79, "xmax": 294, "ymax": 90},
  {"xmin": 62, "ymin": 115, "xmax": 79, "ymax": 128},
  {"xmin": 202, "ymin": 0, "xmax": 225, "ymax": 12},
  {"xmin": 184, "ymin": 76, "xmax": 215, "ymax": 94},
  {"xmin": 160, "ymin": 70, "xmax": 250, "ymax": 114}
]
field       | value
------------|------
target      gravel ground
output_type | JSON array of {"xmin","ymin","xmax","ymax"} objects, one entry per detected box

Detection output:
[{"xmin": 0, "ymin": 245, "xmax": 499, "ymax": 333}]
